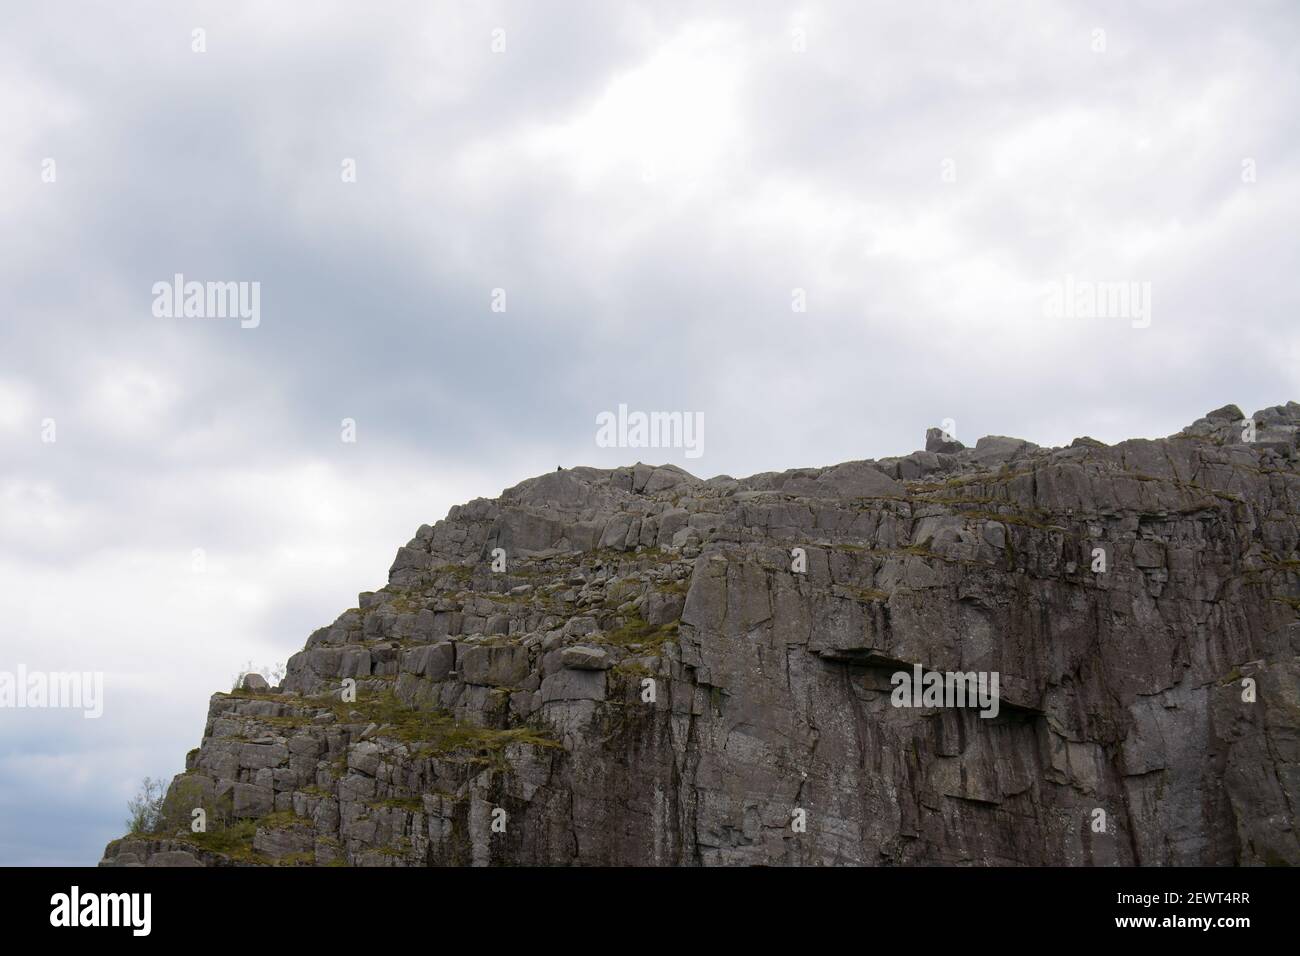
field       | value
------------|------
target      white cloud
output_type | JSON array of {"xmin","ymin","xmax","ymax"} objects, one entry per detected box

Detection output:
[{"xmin": 0, "ymin": 378, "xmax": 37, "ymax": 435}]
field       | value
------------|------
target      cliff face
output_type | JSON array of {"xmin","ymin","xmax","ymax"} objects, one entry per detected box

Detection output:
[{"xmin": 101, "ymin": 404, "xmax": 1300, "ymax": 866}]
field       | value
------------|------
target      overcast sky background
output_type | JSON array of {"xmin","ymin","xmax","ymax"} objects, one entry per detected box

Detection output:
[{"xmin": 2, "ymin": 1, "xmax": 1298, "ymax": 865}]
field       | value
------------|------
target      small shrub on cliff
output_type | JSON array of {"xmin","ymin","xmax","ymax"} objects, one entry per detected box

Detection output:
[{"xmin": 125, "ymin": 777, "xmax": 165, "ymax": 834}]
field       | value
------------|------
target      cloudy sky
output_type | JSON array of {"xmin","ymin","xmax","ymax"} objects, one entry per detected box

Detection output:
[{"xmin": 2, "ymin": 1, "xmax": 1297, "ymax": 864}]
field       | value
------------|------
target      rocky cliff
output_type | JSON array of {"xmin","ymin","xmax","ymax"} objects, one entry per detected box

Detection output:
[{"xmin": 101, "ymin": 403, "xmax": 1300, "ymax": 866}]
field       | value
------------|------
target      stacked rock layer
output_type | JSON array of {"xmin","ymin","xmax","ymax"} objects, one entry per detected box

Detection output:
[{"xmin": 101, "ymin": 403, "xmax": 1300, "ymax": 866}]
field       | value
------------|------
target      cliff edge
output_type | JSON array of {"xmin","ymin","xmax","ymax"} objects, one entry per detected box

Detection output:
[{"xmin": 101, "ymin": 403, "xmax": 1300, "ymax": 866}]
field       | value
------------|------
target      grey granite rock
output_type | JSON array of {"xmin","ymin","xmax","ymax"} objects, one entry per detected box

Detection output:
[
  {"xmin": 101, "ymin": 403, "xmax": 1300, "ymax": 867},
  {"xmin": 240, "ymin": 672, "xmax": 269, "ymax": 692},
  {"xmin": 560, "ymin": 646, "xmax": 611, "ymax": 670}
]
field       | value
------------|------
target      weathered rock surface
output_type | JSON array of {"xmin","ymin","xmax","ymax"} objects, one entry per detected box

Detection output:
[{"xmin": 101, "ymin": 404, "xmax": 1300, "ymax": 866}]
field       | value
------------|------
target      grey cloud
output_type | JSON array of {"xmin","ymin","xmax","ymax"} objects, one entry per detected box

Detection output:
[{"xmin": 2, "ymin": 0, "xmax": 1299, "ymax": 863}]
